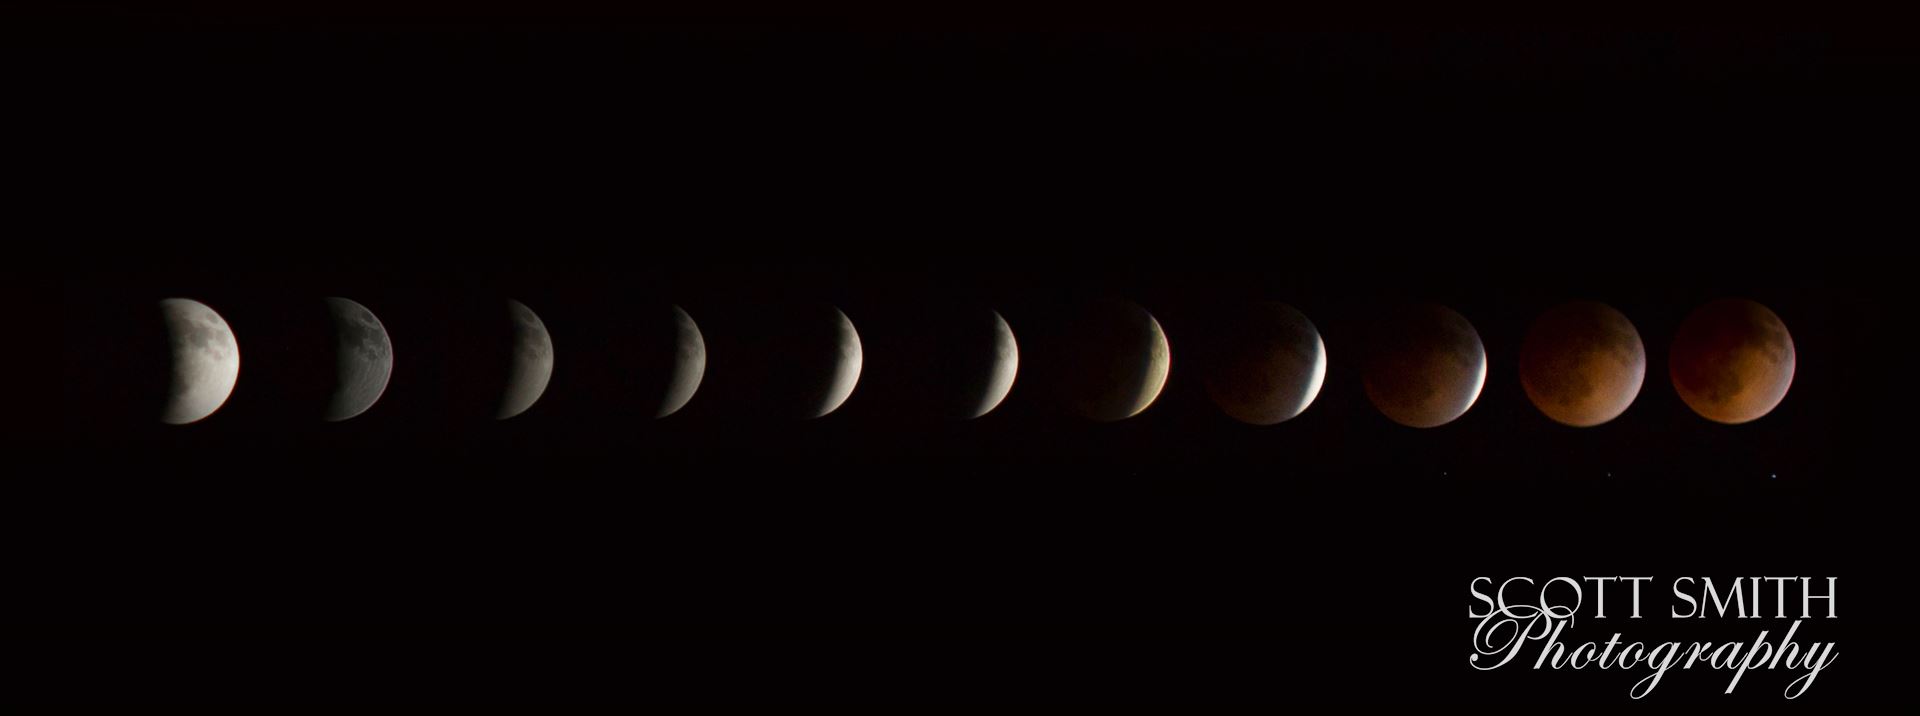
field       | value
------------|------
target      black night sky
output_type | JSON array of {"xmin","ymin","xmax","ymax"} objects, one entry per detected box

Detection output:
[{"xmin": 11, "ymin": 3, "xmax": 1920, "ymax": 705}]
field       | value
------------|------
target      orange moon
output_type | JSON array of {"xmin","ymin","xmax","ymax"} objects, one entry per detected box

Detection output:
[
  {"xmin": 1669, "ymin": 298, "xmax": 1795, "ymax": 424},
  {"xmin": 1362, "ymin": 304, "xmax": 1486, "ymax": 428},
  {"xmin": 1518, "ymin": 301, "xmax": 1646, "ymax": 427}
]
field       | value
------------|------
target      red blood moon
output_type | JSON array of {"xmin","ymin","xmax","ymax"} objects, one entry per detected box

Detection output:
[
  {"xmin": 1362, "ymin": 304, "xmax": 1487, "ymax": 428},
  {"xmin": 1519, "ymin": 301, "xmax": 1646, "ymax": 427},
  {"xmin": 1669, "ymin": 298, "xmax": 1795, "ymax": 424}
]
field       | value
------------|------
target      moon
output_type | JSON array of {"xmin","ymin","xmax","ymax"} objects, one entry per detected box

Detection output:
[
  {"xmin": 859, "ymin": 303, "xmax": 1017, "ymax": 420},
  {"xmin": 969, "ymin": 310, "xmax": 1019, "ymax": 419},
  {"xmin": 1204, "ymin": 301, "xmax": 1326, "ymax": 425},
  {"xmin": 1058, "ymin": 298, "xmax": 1170, "ymax": 422},
  {"xmin": 1670, "ymin": 298, "xmax": 1795, "ymax": 424},
  {"xmin": 805, "ymin": 305, "xmax": 863, "ymax": 418},
  {"xmin": 323, "ymin": 297, "xmax": 394, "ymax": 421},
  {"xmin": 498, "ymin": 299, "xmax": 554, "ymax": 420},
  {"xmin": 160, "ymin": 298, "xmax": 240, "ymax": 425},
  {"xmin": 1519, "ymin": 301, "xmax": 1646, "ymax": 427},
  {"xmin": 933, "ymin": 307, "xmax": 1020, "ymax": 419},
  {"xmin": 727, "ymin": 302, "xmax": 862, "ymax": 419},
  {"xmin": 1363, "ymin": 303, "xmax": 1486, "ymax": 428},
  {"xmin": 656, "ymin": 304, "xmax": 706, "ymax": 418}
]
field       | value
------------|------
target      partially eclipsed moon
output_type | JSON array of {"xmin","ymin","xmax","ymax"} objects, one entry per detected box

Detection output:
[
  {"xmin": 1060, "ymin": 298, "xmax": 1170, "ymax": 422},
  {"xmin": 160, "ymin": 298, "xmax": 240, "ymax": 425},
  {"xmin": 744, "ymin": 302, "xmax": 863, "ymax": 419},
  {"xmin": 499, "ymin": 299, "xmax": 554, "ymax": 420},
  {"xmin": 1363, "ymin": 303, "xmax": 1486, "ymax": 428},
  {"xmin": 813, "ymin": 306, "xmax": 863, "ymax": 418},
  {"xmin": 1519, "ymin": 301, "xmax": 1646, "ymax": 427},
  {"xmin": 870, "ymin": 303, "xmax": 1017, "ymax": 420},
  {"xmin": 324, "ymin": 297, "xmax": 394, "ymax": 421},
  {"xmin": 657, "ymin": 304, "xmax": 706, "ymax": 418},
  {"xmin": 1670, "ymin": 298, "xmax": 1795, "ymax": 424},
  {"xmin": 1205, "ymin": 301, "xmax": 1326, "ymax": 425},
  {"xmin": 969, "ymin": 310, "xmax": 1018, "ymax": 419}
]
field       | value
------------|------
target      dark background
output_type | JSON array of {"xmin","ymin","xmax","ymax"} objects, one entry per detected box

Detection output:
[{"xmin": 10, "ymin": 4, "xmax": 1919, "ymax": 704}]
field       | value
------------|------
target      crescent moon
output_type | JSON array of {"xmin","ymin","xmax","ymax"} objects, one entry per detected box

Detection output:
[
  {"xmin": 657, "ymin": 304, "xmax": 706, "ymax": 418},
  {"xmin": 159, "ymin": 298, "xmax": 240, "ymax": 425},
  {"xmin": 498, "ymin": 299, "xmax": 554, "ymax": 420},
  {"xmin": 1062, "ymin": 298, "xmax": 1170, "ymax": 422},
  {"xmin": 323, "ymin": 297, "xmax": 394, "ymax": 421},
  {"xmin": 969, "ymin": 310, "xmax": 1019, "ymax": 419},
  {"xmin": 812, "ymin": 306, "xmax": 862, "ymax": 418}
]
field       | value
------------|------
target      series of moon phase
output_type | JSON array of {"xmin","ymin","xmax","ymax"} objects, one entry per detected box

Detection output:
[{"xmin": 153, "ymin": 296, "xmax": 1796, "ymax": 428}]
